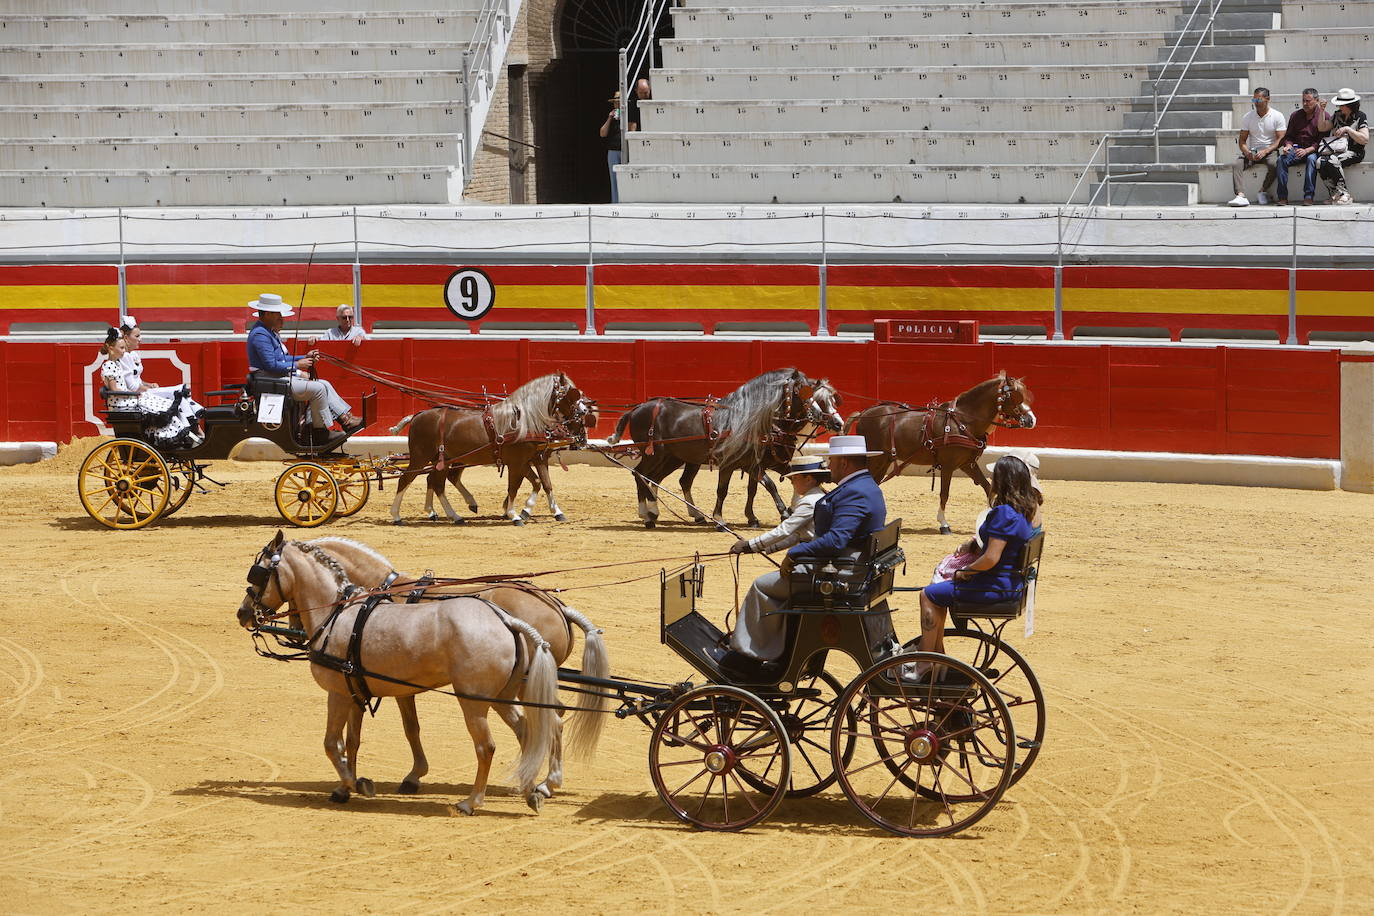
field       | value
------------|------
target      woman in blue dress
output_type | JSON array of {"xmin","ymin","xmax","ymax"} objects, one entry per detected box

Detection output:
[{"xmin": 916, "ymin": 455, "xmax": 1040, "ymax": 657}]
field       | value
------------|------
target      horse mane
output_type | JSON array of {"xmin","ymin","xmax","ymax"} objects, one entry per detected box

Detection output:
[
  {"xmin": 305, "ymin": 536, "xmax": 395, "ymax": 571},
  {"xmin": 953, "ymin": 374, "xmax": 1004, "ymax": 412},
  {"xmin": 713, "ymin": 367, "xmax": 801, "ymax": 468},
  {"xmin": 491, "ymin": 372, "xmax": 567, "ymax": 440}
]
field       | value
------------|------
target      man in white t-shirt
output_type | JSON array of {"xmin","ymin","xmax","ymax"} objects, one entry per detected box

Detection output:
[{"xmin": 1229, "ymin": 87, "xmax": 1288, "ymax": 207}]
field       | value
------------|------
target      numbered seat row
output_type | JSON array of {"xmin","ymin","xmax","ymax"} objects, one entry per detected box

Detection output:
[
  {"xmin": 1, "ymin": 42, "xmax": 477, "ymax": 74},
  {"xmin": 0, "ymin": 71, "xmax": 467, "ymax": 105},
  {"xmin": 0, "ymin": 13, "xmax": 474, "ymax": 43},
  {"xmin": 0, "ymin": 134, "xmax": 461, "ymax": 170},
  {"xmin": 33, "ymin": 0, "xmax": 485, "ymax": 12},
  {"xmin": 0, "ymin": 166, "xmax": 456, "ymax": 208}
]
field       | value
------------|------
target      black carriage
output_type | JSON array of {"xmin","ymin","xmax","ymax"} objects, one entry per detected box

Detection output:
[
  {"xmin": 78, "ymin": 371, "xmax": 377, "ymax": 530},
  {"xmin": 640, "ymin": 521, "xmax": 1045, "ymax": 836}
]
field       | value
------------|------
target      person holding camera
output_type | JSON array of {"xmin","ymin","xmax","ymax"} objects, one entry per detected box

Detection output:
[
  {"xmin": 1228, "ymin": 87, "xmax": 1286, "ymax": 207},
  {"xmin": 599, "ymin": 89, "xmax": 633, "ymax": 203},
  {"xmin": 1316, "ymin": 88, "xmax": 1368, "ymax": 205}
]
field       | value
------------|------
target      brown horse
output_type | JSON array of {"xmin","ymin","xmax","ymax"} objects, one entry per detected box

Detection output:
[
  {"xmin": 847, "ymin": 372, "xmax": 1036, "ymax": 534},
  {"xmin": 607, "ymin": 369, "xmax": 843, "ymax": 528},
  {"xmin": 388, "ymin": 372, "xmax": 594, "ymax": 525},
  {"xmin": 306, "ymin": 535, "xmax": 610, "ymax": 801}
]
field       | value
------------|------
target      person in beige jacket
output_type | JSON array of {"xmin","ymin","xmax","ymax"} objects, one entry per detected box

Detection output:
[{"xmin": 722, "ymin": 455, "xmax": 830, "ymax": 668}]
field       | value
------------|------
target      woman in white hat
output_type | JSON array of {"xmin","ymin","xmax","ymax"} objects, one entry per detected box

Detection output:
[
  {"xmin": 723, "ymin": 455, "xmax": 830, "ymax": 667},
  {"xmin": 1317, "ymin": 88, "xmax": 1368, "ymax": 205},
  {"xmin": 246, "ymin": 293, "xmax": 361, "ymax": 445},
  {"xmin": 117, "ymin": 314, "xmax": 206, "ymax": 440},
  {"xmin": 97, "ymin": 328, "xmax": 203, "ymax": 448}
]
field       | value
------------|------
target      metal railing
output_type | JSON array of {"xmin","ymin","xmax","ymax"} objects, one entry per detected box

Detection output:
[
  {"xmin": 457, "ymin": 0, "xmax": 516, "ymax": 182},
  {"xmin": 618, "ymin": 0, "xmax": 672, "ymax": 161},
  {"xmin": 1062, "ymin": 134, "xmax": 1146, "ymax": 208},
  {"xmin": 1148, "ymin": 0, "xmax": 1225, "ymax": 162}
]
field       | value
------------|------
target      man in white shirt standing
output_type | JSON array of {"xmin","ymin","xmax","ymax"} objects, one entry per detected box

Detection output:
[
  {"xmin": 719, "ymin": 455, "xmax": 830, "ymax": 672},
  {"xmin": 1229, "ymin": 87, "xmax": 1288, "ymax": 207}
]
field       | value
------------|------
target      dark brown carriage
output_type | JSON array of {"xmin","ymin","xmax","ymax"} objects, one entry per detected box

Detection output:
[
  {"xmin": 78, "ymin": 371, "xmax": 377, "ymax": 530},
  {"xmin": 651, "ymin": 521, "xmax": 1044, "ymax": 836}
]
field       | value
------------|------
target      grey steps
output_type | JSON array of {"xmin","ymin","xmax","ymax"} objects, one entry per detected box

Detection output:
[
  {"xmin": 1090, "ymin": 181, "xmax": 1199, "ymax": 204},
  {"xmin": 1172, "ymin": 12, "xmax": 1280, "ymax": 29},
  {"xmin": 1122, "ymin": 110, "xmax": 1229, "ymax": 129},
  {"xmin": 1155, "ymin": 44, "xmax": 1260, "ymax": 62},
  {"xmin": 1109, "ymin": 144, "xmax": 1213, "ymax": 163}
]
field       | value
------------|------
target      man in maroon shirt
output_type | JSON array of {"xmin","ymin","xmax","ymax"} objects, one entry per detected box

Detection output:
[{"xmin": 1277, "ymin": 88, "xmax": 1333, "ymax": 204}]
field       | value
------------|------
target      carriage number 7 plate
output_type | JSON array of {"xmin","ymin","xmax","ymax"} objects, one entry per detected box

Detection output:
[{"xmin": 258, "ymin": 393, "xmax": 285, "ymax": 424}]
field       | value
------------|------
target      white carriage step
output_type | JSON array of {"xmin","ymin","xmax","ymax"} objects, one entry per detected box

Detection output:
[
  {"xmin": 0, "ymin": 166, "xmax": 460, "ymax": 207},
  {"xmin": 2, "ymin": 101, "xmax": 470, "ymax": 140}
]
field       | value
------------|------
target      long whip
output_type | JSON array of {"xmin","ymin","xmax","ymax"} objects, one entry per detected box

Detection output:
[{"xmin": 289, "ymin": 241, "xmax": 318, "ymax": 360}]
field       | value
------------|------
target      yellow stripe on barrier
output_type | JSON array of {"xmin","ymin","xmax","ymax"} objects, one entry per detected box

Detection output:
[
  {"xmin": 0, "ymin": 284, "xmax": 119, "ymax": 311},
  {"xmin": 1064, "ymin": 288, "xmax": 1289, "ymax": 316},
  {"xmin": 828, "ymin": 286, "xmax": 1053, "ymax": 312},
  {"xmin": 362, "ymin": 283, "xmax": 584, "ymax": 311},
  {"xmin": 595, "ymin": 284, "xmax": 815, "ymax": 311},
  {"xmin": 126, "ymin": 284, "xmax": 354, "ymax": 311}
]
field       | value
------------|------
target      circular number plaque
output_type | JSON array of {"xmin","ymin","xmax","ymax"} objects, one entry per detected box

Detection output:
[{"xmin": 443, "ymin": 268, "xmax": 495, "ymax": 320}]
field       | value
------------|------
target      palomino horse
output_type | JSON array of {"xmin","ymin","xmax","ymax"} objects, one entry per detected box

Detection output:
[
  {"xmin": 846, "ymin": 372, "xmax": 1036, "ymax": 534},
  {"xmin": 388, "ymin": 372, "xmax": 594, "ymax": 525},
  {"xmin": 306, "ymin": 535, "xmax": 609, "ymax": 801},
  {"xmin": 236, "ymin": 531, "xmax": 563, "ymax": 814},
  {"xmin": 607, "ymin": 369, "xmax": 844, "ymax": 528}
]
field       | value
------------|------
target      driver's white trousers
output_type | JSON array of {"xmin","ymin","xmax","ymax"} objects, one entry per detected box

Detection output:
[{"xmin": 289, "ymin": 376, "xmax": 351, "ymax": 429}]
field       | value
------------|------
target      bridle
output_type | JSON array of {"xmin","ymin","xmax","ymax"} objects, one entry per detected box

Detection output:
[
  {"xmin": 243, "ymin": 543, "xmax": 286, "ymax": 623},
  {"xmin": 806, "ymin": 384, "xmax": 843, "ymax": 432},
  {"xmin": 991, "ymin": 379, "xmax": 1034, "ymax": 429}
]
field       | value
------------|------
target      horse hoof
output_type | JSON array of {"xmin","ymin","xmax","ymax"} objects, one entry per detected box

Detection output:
[
  {"xmin": 329, "ymin": 788, "xmax": 350, "ymax": 804},
  {"xmin": 426, "ymin": 512, "xmax": 439, "ymax": 521},
  {"xmin": 356, "ymin": 778, "xmax": 376, "ymax": 798},
  {"xmin": 466, "ymin": 503, "xmax": 479, "ymax": 513},
  {"xmin": 554, "ymin": 513, "xmax": 567, "ymax": 522},
  {"xmin": 391, "ymin": 519, "xmax": 406, "ymax": 527},
  {"xmin": 536, "ymin": 783, "xmax": 554, "ymax": 799},
  {"xmin": 643, "ymin": 519, "xmax": 656, "ymax": 529},
  {"xmin": 939, "ymin": 525, "xmax": 953, "ymax": 535},
  {"xmin": 519, "ymin": 508, "xmax": 532, "ymax": 520},
  {"xmin": 455, "ymin": 801, "xmax": 475, "ymax": 816},
  {"xmin": 397, "ymin": 780, "xmax": 420, "ymax": 795},
  {"xmin": 511, "ymin": 517, "xmax": 525, "ymax": 527},
  {"xmin": 526, "ymin": 792, "xmax": 544, "ymax": 813},
  {"xmin": 452, "ymin": 516, "xmax": 466, "ymax": 526}
]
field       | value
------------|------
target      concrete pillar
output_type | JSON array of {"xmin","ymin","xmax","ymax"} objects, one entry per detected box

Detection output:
[{"xmin": 1340, "ymin": 342, "xmax": 1374, "ymax": 493}]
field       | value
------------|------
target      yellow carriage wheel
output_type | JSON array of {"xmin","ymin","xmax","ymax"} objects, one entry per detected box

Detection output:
[
  {"xmin": 77, "ymin": 438, "xmax": 171, "ymax": 530},
  {"xmin": 275, "ymin": 462, "xmax": 339, "ymax": 528},
  {"xmin": 332, "ymin": 463, "xmax": 371, "ymax": 518},
  {"xmin": 160, "ymin": 460, "xmax": 196, "ymax": 518}
]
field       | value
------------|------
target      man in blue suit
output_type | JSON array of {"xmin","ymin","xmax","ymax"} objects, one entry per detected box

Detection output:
[{"xmin": 712, "ymin": 435, "xmax": 887, "ymax": 677}]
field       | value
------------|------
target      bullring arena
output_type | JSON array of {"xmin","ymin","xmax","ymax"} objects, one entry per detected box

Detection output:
[
  {"xmin": 5, "ymin": 0, "xmax": 1374, "ymax": 908},
  {"xmin": 2, "ymin": 433, "xmax": 1372, "ymax": 913}
]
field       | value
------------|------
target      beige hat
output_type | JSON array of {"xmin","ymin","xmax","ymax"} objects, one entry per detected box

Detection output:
[
  {"xmin": 824, "ymin": 434, "xmax": 881, "ymax": 457},
  {"xmin": 1332, "ymin": 87, "xmax": 1361, "ymax": 107},
  {"xmin": 782, "ymin": 455, "xmax": 830, "ymax": 479},
  {"xmin": 988, "ymin": 449, "xmax": 1042, "ymax": 493},
  {"xmin": 249, "ymin": 292, "xmax": 294, "ymax": 317}
]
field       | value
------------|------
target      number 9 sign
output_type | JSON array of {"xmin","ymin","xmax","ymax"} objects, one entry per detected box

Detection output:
[{"xmin": 443, "ymin": 268, "xmax": 495, "ymax": 320}]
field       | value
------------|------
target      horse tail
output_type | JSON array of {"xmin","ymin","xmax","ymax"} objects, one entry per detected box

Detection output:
[
  {"xmin": 559, "ymin": 605, "xmax": 609, "ymax": 760},
  {"xmin": 390, "ymin": 413, "xmax": 417, "ymax": 435},
  {"xmin": 505, "ymin": 617, "xmax": 560, "ymax": 795},
  {"xmin": 607, "ymin": 406, "xmax": 635, "ymax": 445}
]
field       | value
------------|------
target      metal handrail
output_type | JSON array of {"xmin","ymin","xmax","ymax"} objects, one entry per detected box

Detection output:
[
  {"xmin": 618, "ymin": 0, "xmax": 672, "ymax": 160},
  {"xmin": 457, "ymin": 0, "xmax": 515, "ymax": 181},
  {"xmin": 1148, "ymin": 0, "xmax": 1225, "ymax": 161}
]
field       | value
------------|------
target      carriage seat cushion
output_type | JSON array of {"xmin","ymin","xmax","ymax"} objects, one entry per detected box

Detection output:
[
  {"xmin": 949, "ymin": 597, "xmax": 1023, "ymax": 619},
  {"xmin": 245, "ymin": 371, "xmax": 291, "ymax": 397}
]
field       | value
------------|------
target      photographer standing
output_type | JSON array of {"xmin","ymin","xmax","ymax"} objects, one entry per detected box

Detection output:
[{"xmin": 599, "ymin": 89, "xmax": 630, "ymax": 203}]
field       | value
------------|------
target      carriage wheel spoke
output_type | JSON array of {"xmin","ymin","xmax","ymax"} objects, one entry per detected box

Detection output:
[
  {"xmin": 693, "ymin": 774, "xmax": 718, "ymax": 819},
  {"xmin": 726, "ymin": 771, "xmax": 761, "ymax": 816},
  {"xmin": 668, "ymin": 764, "xmax": 710, "ymax": 798}
]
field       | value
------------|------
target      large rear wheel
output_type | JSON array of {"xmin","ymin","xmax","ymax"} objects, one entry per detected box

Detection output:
[
  {"xmin": 649, "ymin": 685, "xmax": 790, "ymax": 831},
  {"xmin": 77, "ymin": 438, "xmax": 170, "ymax": 530},
  {"xmin": 274, "ymin": 462, "xmax": 339, "ymax": 528},
  {"xmin": 832, "ymin": 652, "xmax": 1015, "ymax": 837}
]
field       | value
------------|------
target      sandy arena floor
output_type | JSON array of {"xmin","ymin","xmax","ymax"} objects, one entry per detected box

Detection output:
[{"xmin": 2, "ymin": 441, "xmax": 1372, "ymax": 914}]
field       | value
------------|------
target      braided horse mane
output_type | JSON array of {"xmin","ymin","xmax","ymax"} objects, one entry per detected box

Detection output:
[
  {"xmin": 490, "ymin": 372, "xmax": 571, "ymax": 441},
  {"xmin": 711, "ymin": 367, "xmax": 805, "ymax": 470}
]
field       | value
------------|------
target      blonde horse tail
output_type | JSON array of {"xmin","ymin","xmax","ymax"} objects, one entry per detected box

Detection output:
[
  {"xmin": 560, "ymin": 606, "xmax": 609, "ymax": 760},
  {"xmin": 505, "ymin": 618, "xmax": 560, "ymax": 796},
  {"xmin": 390, "ymin": 413, "xmax": 416, "ymax": 435}
]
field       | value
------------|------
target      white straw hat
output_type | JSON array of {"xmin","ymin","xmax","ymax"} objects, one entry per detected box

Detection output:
[
  {"xmin": 1332, "ymin": 87, "xmax": 1361, "ymax": 107},
  {"xmin": 782, "ymin": 455, "xmax": 830, "ymax": 478},
  {"xmin": 824, "ymin": 434, "xmax": 881, "ymax": 457},
  {"xmin": 249, "ymin": 292, "xmax": 294, "ymax": 317},
  {"xmin": 988, "ymin": 449, "xmax": 1042, "ymax": 493}
]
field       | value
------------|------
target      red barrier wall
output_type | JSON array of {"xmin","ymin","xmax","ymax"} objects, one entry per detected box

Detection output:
[
  {"xmin": 7, "ymin": 339, "xmax": 1339, "ymax": 460},
  {"xmin": 6, "ymin": 262, "xmax": 1373, "ymax": 342}
]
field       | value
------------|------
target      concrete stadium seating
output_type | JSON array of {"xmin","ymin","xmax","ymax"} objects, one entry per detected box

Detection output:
[
  {"xmin": 37, "ymin": 0, "xmax": 484, "ymax": 10},
  {"xmin": 618, "ymin": 0, "xmax": 1374, "ymax": 205},
  {"xmin": 0, "ymin": 72, "xmax": 468, "ymax": 106},
  {"xmin": 2, "ymin": 43, "xmax": 476, "ymax": 74},
  {"xmin": 0, "ymin": 13, "xmax": 473, "ymax": 44},
  {"xmin": 0, "ymin": 136, "xmax": 462, "ymax": 170}
]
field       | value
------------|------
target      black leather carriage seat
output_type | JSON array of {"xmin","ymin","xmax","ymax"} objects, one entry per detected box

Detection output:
[
  {"xmin": 784, "ymin": 518, "xmax": 905, "ymax": 613},
  {"xmin": 98, "ymin": 387, "xmax": 154, "ymax": 438},
  {"xmin": 948, "ymin": 530, "xmax": 1044, "ymax": 621}
]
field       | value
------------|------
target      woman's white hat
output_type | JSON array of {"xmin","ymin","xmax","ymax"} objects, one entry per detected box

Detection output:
[
  {"xmin": 824, "ymin": 434, "xmax": 881, "ymax": 457},
  {"xmin": 118, "ymin": 314, "xmax": 138, "ymax": 331},
  {"xmin": 1332, "ymin": 87, "xmax": 1361, "ymax": 107},
  {"xmin": 988, "ymin": 448, "xmax": 1042, "ymax": 493},
  {"xmin": 782, "ymin": 455, "xmax": 830, "ymax": 478},
  {"xmin": 249, "ymin": 292, "xmax": 294, "ymax": 317}
]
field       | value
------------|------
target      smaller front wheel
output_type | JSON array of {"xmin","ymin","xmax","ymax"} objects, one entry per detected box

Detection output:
[
  {"xmin": 331, "ymin": 463, "xmax": 371, "ymax": 517},
  {"xmin": 275, "ymin": 463, "xmax": 339, "ymax": 528},
  {"xmin": 649, "ymin": 685, "xmax": 790, "ymax": 831}
]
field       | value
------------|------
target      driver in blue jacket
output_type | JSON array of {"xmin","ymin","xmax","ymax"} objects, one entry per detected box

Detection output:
[{"xmin": 712, "ymin": 435, "xmax": 887, "ymax": 677}]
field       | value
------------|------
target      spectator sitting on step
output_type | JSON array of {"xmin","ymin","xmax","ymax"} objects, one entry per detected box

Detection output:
[
  {"xmin": 311, "ymin": 304, "xmax": 366, "ymax": 346},
  {"xmin": 1228, "ymin": 87, "xmax": 1287, "ymax": 207},
  {"xmin": 1277, "ymin": 88, "xmax": 1332, "ymax": 205},
  {"xmin": 1316, "ymin": 88, "xmax": 1369, "ymax": 206}
]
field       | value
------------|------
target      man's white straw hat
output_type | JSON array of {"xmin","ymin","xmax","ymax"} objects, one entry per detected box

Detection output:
[
  {"xmin": 824, "ymin": 434, "xmax": 881, "ymax": 457},
  {"xmin": 249, "ymin": 292, "xmax": 294, "ymax": 317}
]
